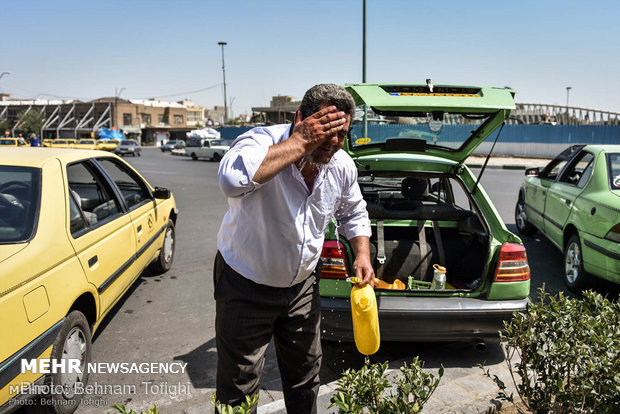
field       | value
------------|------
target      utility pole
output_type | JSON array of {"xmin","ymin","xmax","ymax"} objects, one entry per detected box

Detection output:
[
  {"xmin": 566, "ymin": 86, "xmax": 572, "ymax": 125},
  {"xmin": 362, "ymin": 0, "xmax": 368, "ymax": 139},
  {"xmin": 218, "ymin": 41, "xmax": 228, "ymax": 125},
  {"xmin": 115, "ymin": 87, "xmax": 125, "ymax": 128}
]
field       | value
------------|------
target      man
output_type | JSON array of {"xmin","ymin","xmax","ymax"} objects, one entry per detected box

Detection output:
[{"xmin": 215, "ymin": 84, "xmax": 373, "ymax": 413}]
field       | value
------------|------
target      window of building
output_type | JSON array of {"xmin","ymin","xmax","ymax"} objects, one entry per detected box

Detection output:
[
  {"xmin": 174, "ymin": 115, "xmax": 183, "ymax": 124},
  {"xmin": 142, "ymin": 114, "xmax": 151, "ymax": 125},
  {"xmin": 158, "ymin": 114, "xmax": 168, "ymax": 124},
  {"xmin": 187, "ymin": 111, "xmax": 202, "ymax": 122},
  {"xmin": 123, "ymin": 113, "xmax": 132, "ymax": 125}
]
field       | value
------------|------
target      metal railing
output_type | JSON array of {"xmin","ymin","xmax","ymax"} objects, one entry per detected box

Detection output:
[{"xmin": 508, "ymin": 103, "xmax": 620, "ymax": 126}]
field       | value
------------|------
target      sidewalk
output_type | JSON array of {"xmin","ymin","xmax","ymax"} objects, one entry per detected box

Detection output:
[{"xmin": 466, "ymin": 154, "xmax": 551, "ymax": 169}]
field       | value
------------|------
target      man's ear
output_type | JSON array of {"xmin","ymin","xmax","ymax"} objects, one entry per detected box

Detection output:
[{"xmin": 294, "ymin": 110, "xmax": 302, "ymax": 125}]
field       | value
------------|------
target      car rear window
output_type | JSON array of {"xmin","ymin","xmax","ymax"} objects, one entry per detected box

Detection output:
[
  {"xmin": 607, "ymin": 153, "xmax": 620, "ymax": 190},
  {"xmin": 349, "ymin": 106, "xmax": 493, "ymax": 150},
  {"xmin": 0, "ymin": 166, "xmax": 41, "ymax": 243}
]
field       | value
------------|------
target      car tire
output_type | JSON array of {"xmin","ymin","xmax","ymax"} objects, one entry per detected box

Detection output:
[
  {"xmin": 515, "ymin": 194, "xmax": 537, "ymax": 236},
  {"xmin": 191, "ymin": 153, "xmax": 198, "ymax": 161},
  {"xmin": 213, "ymin": 152, "xmax": 222, "ymax": 162},
  {"xmin": 137, "ymin": 152, "xmax": 141, "ymax": 157},
  {"xmin": 564, "ymin": 233, "xmax": 589, "ymax": 293},
  {"xmin": 38, "ymin": 310, "xmax": 91, "ymax": 413},
  {"xmin": 149, "ymin": 219, "xmax": 175, "ymax": 274}
]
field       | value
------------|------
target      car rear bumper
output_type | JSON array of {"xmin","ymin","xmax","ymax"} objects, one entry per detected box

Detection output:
[{"xmin": 320, "ymin": 296, "xmax": 529, "ymax": 343}]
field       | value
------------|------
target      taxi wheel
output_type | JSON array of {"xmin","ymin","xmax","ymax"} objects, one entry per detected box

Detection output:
[
  {"xmin": 564, "ymin": 234, "xmax": 589, "ymax": 293},
  {"xmin": 149, "ymin": 219, "xmax": 175, "ymax": 274},
  {"xmin": 38, "ymin": 311, "xmax": 91, "ymax": 413},
  {"xmin": 515, "ymin": 194, "xmax": 537, "ymax": 236}
]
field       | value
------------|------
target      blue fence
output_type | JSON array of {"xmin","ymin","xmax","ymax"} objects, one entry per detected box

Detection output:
[{"xmin": 217, "ymin": 124, "xmax": 619, "ymax": 157}]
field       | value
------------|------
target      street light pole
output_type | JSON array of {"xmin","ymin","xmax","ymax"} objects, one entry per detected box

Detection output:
[
  {"xmin": 566, "ymin": 86, "xmax": 572, "ymax": 125},
  {"xmin": 218, "ymin": 41, "xmax": 228, "ymax": 125},
  {"xmin": 362, "ymin": 0, "xmax": 368, "ymax": 139}
]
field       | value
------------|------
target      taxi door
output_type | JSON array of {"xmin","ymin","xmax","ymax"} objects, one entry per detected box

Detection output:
[
  {"xmin": 544, "ymin": 151, "xmax": 594, "ymax": 247},
  {"xmin": 95, "ymin": 158, "xmax": 163, "ymax": 271},
  {"xmin": 66, "ymin": 160, "xmax": 137, "ymax": 316}
]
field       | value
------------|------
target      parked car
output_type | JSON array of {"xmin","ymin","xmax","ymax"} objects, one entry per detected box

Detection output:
[
  {"xmin": 47, "ymin": 139, "xmax": 77, "ymax": 149},
  {"xmin": 73, "ymin": 139, "xmax": 97, "ymax": 150},
  {"xmin": 319, "ymin": 83, "xmax": 530, "ymax": 346},
  {"xmin": 0, "ymin": 138, "xmax": 27, "ymax": 147},
  {"xmin": 0, "ymin": 148, "xmax": 177, "ymax": 411},
  {"xmin": 185, "ymin": 138, "xmax": 229, "ymax": 161},
  {"xmin": 515, "ymin": 144, "xmax": 620, "ymax": 292},
  {"xmin": 96, "ymin": 139, "xmax": 118, "ymax": 152},
  {"xmin": 160, "ymin": 140, "xmax": 186, "ymax": 152},
  {"xmin": 114, "ymin": 139, "xmax": 142, "ymax": 157}
]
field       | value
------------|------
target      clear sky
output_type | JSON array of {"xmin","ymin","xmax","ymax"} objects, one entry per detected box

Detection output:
[{"xmin": 2, "ymin": 0, "xmax": 619, "ymax": 115}]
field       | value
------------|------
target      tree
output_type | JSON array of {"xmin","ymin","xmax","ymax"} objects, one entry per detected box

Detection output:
[
  {"xmin": 0, "ymin": 118, "xmax": 12, "ymax": 134},
  {"xmin": 17, "ymin": 109, "xmax": 45, "ymax": 137}
]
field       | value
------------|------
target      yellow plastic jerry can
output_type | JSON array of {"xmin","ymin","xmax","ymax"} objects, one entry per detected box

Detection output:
[{"xmin": 349, "ymin": 280, "xmax": 380, "ymax": 355}]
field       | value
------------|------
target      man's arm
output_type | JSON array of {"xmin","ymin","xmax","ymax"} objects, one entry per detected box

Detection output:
[
  {"xmin": 252, "ymin": 106, "xmax": 347, "ymax": 183},
  {"xmin": 350, "ymin": 236, "xmax": 374, "ymax": 287}
]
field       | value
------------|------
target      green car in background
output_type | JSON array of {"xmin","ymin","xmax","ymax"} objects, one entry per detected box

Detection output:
[
  {"xmin": 516, "ymin": 144, "xmax": 620, "ymax": 292},
  {"xmin": 319, "ymin": 83, "xmax": 531, "ymax": 346}
]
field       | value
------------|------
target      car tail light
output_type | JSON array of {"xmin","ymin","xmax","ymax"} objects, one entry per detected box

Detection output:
[
  {"xmin": 494, "ymin": 243, "xmax": 530, "ymax": 282},
  {"xmin": 320, "ymin": 240, "xmax": 349, "ymax": 279},
  {"xmin": 604, "ymin": 224, "xmax": 620, "ymax": 243}
]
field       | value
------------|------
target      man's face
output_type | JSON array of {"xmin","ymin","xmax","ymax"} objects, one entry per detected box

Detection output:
[{"xmin": 309, "ymin": 111, "xmax": 351, "ymax": 164}]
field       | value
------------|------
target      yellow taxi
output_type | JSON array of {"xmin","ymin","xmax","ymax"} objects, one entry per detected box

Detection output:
[
  {"xmin": 47, "ymin": 139, "xmax": 76, "ymax": 149},
  {"xmin": 41, "ymin": 139, "xmax": 54, "ymax": 148},
  {"xmin": 0, "ymin": 148, "xmax": 178, "ymax": 411},
  {"xmin": 0, "ymin": 138, "xmax": 28, "ymax": 147},
  {"xmin": 73, "ymin": 139, "xmax": 97, "ymax": 150},
  {"xmin": 96, "ymin": 139, "xmax": 118, "ymax": 152}
]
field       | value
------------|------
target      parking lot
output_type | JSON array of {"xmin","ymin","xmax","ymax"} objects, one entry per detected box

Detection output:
[{"xmin": 14, "ymin": 148, "xmax": 615, "ymax": 414}]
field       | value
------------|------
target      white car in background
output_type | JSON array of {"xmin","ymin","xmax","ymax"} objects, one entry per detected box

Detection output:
[{"xmin": 185, "ymin": 138, "xmax": 229, "ymax": 161}]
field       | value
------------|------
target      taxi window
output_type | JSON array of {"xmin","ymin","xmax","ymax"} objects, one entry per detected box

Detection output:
[
  {"xmin": 0, "ymin": 166, "xmax": 41, "ymax": 243},
  {"xmin": 608, "ymin": 153, "xmax": 620, "ymax": 190},
  {"xmin": 96, "ymin": 158, "xmax": 151, "ymax": 210},
  {"xmin": 67, "ymin": 161, "xmax": 120, "ymax": 233},
  {"xmin": 559, "ymin": 152, "xmax": 594, "ymax": 188}
]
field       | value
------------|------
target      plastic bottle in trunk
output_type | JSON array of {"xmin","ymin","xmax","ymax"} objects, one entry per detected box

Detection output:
[
  {"xmin": 432, "ymin": 264, "xmax": 446, "ymax": 290},
  {"xmin": 349, "ymin": 278, "xmax": 380, "ymax": 355}
]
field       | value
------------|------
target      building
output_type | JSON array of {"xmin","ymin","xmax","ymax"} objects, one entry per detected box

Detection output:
[
  {"xmin": 0, "ymin": 95, "xmax": 206, "ymax": 145},
  {"xmin": 251, "ymin": 95, "xmax": 299, "ymax": 124}
]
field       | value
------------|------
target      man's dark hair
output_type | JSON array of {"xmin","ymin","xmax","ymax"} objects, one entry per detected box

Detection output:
[{"xmin": 299, "ymin": 84, "xmax": 356, "ymax": 120}]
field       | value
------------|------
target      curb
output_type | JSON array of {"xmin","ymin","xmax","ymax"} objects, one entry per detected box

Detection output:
[{"xmin": 466, "ymin": 163, "xmax": 527, "ymax": 170}]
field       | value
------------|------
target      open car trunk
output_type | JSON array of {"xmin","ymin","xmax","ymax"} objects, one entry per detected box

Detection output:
[{"xmin": 359, "ymin": 172, "xmax": 491, "ymax": 292}]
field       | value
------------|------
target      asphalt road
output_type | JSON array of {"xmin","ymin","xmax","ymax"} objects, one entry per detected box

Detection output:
[{"xmin": 18, "ymin": 149, "xmax": 617, "ymax": 414}]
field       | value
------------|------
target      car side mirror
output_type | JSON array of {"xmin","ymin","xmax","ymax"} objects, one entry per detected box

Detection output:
[
  {"xmin": 525, "ymin": 167, "xmax": 540, "ymax": 177},
  {"xmin": 153, "ymin": 187, "xmax": 171, "ymax": 199}
]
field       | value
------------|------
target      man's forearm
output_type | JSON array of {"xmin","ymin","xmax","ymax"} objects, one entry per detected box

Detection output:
[
  {"xmin": 252, "ymin": 137, "xmax": 305, "ymax": 183},
  {"xmin": 350, "ymin": 235, "xmax": 371, "ymax": 259}
]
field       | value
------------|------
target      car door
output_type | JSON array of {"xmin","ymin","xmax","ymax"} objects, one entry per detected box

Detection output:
[
  {"xmin": 66, "ymin": 159, "xmax": 137, "ymax": 316},
  {"xmin": 544, "ymin": 151, "xmax": 595, "ymax": 247},
  {"xmin": 95, "ymin": 158, "xmax": 162, "ymax": 271},
  {"xmin": 199, "ymin": 140, "xmax": 211, "ymax": 158}
]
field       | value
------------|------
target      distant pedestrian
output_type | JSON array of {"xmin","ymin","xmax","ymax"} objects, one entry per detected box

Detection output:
[
  {"xmin": 214, "ymin": 84, "xmax": 373, "ymax": 413},
  {"xmin": 30, "ymin": 133, "xmax": 41, "ymax": 147}
]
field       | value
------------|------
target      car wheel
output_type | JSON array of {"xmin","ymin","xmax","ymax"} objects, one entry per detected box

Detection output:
[
  {"xmin": 149, "ymin": 219, "xmax": 175, "ymax": 274},
  {"xmin": 213, "ymin": 152, "xmax": 222, "ymax": 162},
  {"xmin": 137, "ymin": 152, "xmax": 141, "ymax": 157},
  {"xmin": 564, "ymin": 234, "xmax": 589, "ymax": 293},
  {"xmin": 39, "ymin": 310, "xmax": 91, "ymax": 413},
  {"xmin": 191, "ymin": 153, "xmax": 198, "ymax": 161},
  {"xmin": 515, "ymin": 194, "xmax": 537, "ymax": 236}
]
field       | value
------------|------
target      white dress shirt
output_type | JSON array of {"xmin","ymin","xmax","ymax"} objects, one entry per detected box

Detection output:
[{"xmin": 217, "ymin": 124, "xmax": 371, "ymax": 288}]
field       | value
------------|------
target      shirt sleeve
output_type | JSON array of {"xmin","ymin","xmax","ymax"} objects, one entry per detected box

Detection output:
[
  {"xmin": 217, "ymin": 132, "xmax": 270, "ymax": 198},
  {"xmin": 334, "ymin": 160, "xmax": 372, "ymax": 240}
]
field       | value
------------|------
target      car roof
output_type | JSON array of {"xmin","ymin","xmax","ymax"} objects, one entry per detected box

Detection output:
[
  {"xmin": 583, "ymin": 144, "xmax": 620, "ymax": 152},
  {"xmin": 0, "ymin": 147, "xmax": 118, "ymax": 167}
]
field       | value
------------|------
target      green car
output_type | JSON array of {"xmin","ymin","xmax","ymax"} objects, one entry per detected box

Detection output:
[
  {"xmin": 515, "ymin": 144, "xmax": 620, "ymax": 292},
  {"xmin": 319, "ymin": 83, "xmax": 531, "ymax": 346}
]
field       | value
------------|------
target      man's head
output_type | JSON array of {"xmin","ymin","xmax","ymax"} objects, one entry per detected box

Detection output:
[{"xmin": 296, "ymin": 84, "xmax": 356, "ymax": 164}]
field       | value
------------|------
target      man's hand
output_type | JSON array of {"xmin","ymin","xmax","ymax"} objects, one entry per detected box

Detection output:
[
  {"xmin": 352, "ymin": 256, "xmax": 375, "ymax": 287},
  {"xmin": 350, "ymin": 236, "xmax": 374, "ymax": 287},
  {"xmin": 291, "ymin": 106, "xmax": 347, "ymax": 154}
]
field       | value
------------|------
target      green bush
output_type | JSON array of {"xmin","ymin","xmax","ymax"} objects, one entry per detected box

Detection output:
[
  {"xmin": 107, "ymin": 404, "xmax": 158, "ymax": 414},
  {"xmin": 483, "ymin": 288, "xmax": 620, "ymax": 413},
  {"xmin": 330, "ymin": 357, "xmax": 443, "ymax": 413},
  {"xmin": 211, "ymin": 393, "xmax": 259, "ymax": 414}
]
